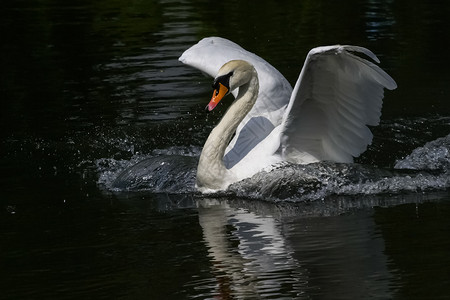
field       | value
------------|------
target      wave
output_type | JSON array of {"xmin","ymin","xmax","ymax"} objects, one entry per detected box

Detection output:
[
  {"xmin": 395, "ymin": 134, "xmax": 450, "ymax": 170},
  {"xmin": 230, "ymin": 161, "xmax": 448, "ymax": 202},
  {"xmin": 96, "ymin": 134, "xmax": 450, "ymax": 201},
  {"xmin": 96, "ymin": 146, "xmax": 200, "ymax": 193}
]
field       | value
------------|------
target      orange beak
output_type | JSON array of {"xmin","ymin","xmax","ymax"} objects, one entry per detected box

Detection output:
[{"xmin": 207, "ymin": 83, "xmax": 229, "ymax": 111}]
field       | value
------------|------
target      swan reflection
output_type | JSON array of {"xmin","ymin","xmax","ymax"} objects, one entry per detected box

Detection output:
[
  {"xmin": 192, "ymin": 197, "xmax": 397, "ymax": 299},
  {"xmin": 195, "ymin": 198, "xmax": 307, "ymax": 298}
]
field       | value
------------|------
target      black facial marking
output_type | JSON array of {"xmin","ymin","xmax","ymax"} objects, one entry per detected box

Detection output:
[{"xmin": 212, "ymin": 71, "xmax": 233, "ymax": 94}]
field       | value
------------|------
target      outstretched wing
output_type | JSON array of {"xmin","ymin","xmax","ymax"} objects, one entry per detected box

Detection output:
[
  {"xmin": 179, "ymin": 37, "xmax": 292, "ymax": 168},
  {"xmin": 281, "ymin": 45, "xmax": 397, "ymax": 163}
]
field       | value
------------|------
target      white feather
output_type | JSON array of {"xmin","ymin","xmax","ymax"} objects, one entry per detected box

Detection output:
[
  {"xmin": 179, "ymin": 37, "xmax": 292, "ymax": 168},
  {"xmin": 281, "ymin": 45, "xmax": 397, "ymax": 163},
  {"xmin": 179, "ymin": 38, "xmax": 397, "ymax": 190}
]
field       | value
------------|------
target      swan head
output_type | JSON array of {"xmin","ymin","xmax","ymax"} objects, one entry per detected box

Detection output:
[{"xmin": 207, "ymin": 60, "xmax": 255, "ymax": 111}]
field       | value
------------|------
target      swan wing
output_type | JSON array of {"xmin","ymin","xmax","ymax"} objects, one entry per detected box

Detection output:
[
  {"xmin": 179, "ymin": 37, "xmax": 292, "ymax": 168},
  {"xmin": 281, "ymin": 45, "xmax": 397, "ymax": 163}
]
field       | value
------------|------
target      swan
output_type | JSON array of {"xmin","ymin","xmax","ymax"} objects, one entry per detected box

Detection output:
[{"xmin": 179, "ymin": 37, "xmax": 397, "ymax": 192}]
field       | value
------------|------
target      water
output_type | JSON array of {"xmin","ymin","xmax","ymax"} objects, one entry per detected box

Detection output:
[{"xmin": 1, "ymin": 0, "xmax": 450, "ymax": 299}]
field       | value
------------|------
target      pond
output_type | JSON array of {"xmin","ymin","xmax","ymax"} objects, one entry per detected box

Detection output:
[{"xmin": 1, "ymin": 0, "xmax": 450, "ymax": 299}]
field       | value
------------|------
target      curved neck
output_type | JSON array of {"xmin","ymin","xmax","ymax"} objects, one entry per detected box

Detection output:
[{"xmin": 197, "ymin": 74, "xmax": 259, "ymax": 190}]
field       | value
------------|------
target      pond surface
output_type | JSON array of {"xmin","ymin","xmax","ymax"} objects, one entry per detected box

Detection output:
[{"xmin": 1, "ymin": 0, "xmax": 450, "ymax": 299}]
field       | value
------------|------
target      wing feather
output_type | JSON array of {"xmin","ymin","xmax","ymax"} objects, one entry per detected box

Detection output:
[
  {"xmin": 179, "ymin": 37, "xmax": 292, "ymax": 168},
  {"xmin": 180, "ymin": 39, "xmax": 396, "ymax": 167},
  {"xmin": 281, "ymin": 45, "xmax": 397, "ymax": 163}
]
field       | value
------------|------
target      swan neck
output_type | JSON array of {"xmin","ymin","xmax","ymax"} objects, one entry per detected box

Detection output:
[{"xmin": 197, "ymin": 73, "xmax": 259, "ymax": 190}]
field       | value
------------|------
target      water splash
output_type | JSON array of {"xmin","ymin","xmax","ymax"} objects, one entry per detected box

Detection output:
[
  {"xmin": 97, "ymin": 134, "xmax": 450, "ymax": 201},
  {"xmin": 112, "ymin": 155, "xmax": 197, "ymax": 193},
  {"xmin": 230, "ymin": 162, "xmax": 449, "ymax": 202},
  {"xmin": 96, "ymin": 146, "xmax": 200, "ymax": 193},
  {"xmin": 395, "ymin": 134, "xmax": 450, "ymax": 170}
]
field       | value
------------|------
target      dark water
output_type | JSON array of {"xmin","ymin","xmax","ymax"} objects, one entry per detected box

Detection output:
[{"xmin": 1, "ymin": 0, "xmax": 450, "ymax": 299}]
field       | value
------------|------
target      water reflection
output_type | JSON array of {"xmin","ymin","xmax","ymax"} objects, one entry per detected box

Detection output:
[
  {"xmin": 191, "ymin": 196, "xmax": 405, "ymax": 298},
  {"xmin": 364, "ymin": 0, "xmax": 396, "ymax": 41},
  {"xmin": 375, "ymin": 200, "xmax": 450, "ymax": 299},
  {"xmin": 194, "ymin": 198, "xmax": 307, "ymax": 298},
  {"xmin": 286, "ymin": 206, "xmax": 395, "ymax": 299},
  {"xmin": 100, "ymin": 0, "xmax": 205, "ymax": 124}
]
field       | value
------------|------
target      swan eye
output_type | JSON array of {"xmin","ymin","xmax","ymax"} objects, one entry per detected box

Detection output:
[{"xmin": 212, "ymin": 72, "xmax": 233, "ymax": 94}]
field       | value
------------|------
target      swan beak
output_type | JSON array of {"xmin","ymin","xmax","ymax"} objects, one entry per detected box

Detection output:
[{"xmin": 207, "ymin": 83, "xmax": 229, "ymax": 111}]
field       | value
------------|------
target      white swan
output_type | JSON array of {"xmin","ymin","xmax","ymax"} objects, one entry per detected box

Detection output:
[{"xmin": 179, "ymin": 37, "xmax": 397, "ymax": 192}]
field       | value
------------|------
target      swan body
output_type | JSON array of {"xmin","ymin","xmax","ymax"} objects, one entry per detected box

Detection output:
[{"xmin": 179, "ymin": 37, "xmax": 397, "ymax": 192}]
